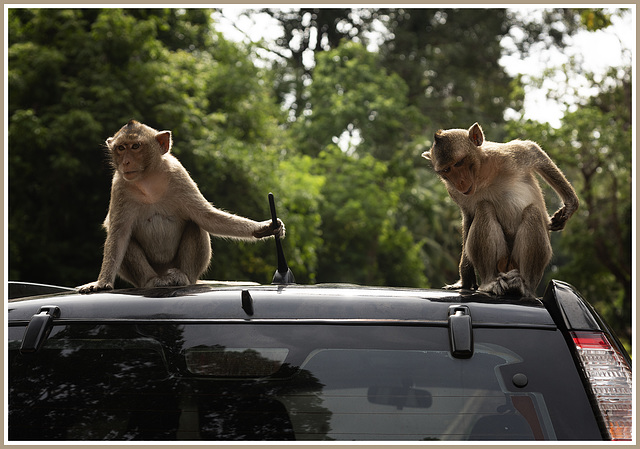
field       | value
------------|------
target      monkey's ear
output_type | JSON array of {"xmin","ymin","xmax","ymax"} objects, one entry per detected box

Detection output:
[
  {"xmin": 155, "ymin": 131, "xmax": 172, "ymax": 154},
  {"xmin": 106, "ymin": 137, "xmax": 114, "ymax": 148},
  {"xmin": 468, "ymin": 123, "xmax": 484, "ymax": 146},
  {"xmin": 421, "ymin": 150, "xmax": 432, "ymax": 160}
]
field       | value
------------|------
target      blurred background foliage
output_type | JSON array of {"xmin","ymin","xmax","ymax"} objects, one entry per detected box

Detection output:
[{"xmin": 7, "ymin": 7, "xmax": 632, "ymax": 349}]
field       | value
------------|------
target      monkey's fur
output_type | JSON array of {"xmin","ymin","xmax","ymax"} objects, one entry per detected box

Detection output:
[
  {"xmin": 78, "ymin": 120, "xmax": 284, "ymax": 293},
  {"xmin": 422, "ymin": 122, "xmax": 578, "ymax": 298}
]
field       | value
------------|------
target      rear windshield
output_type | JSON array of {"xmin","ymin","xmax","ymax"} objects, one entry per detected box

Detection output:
[{"xmin": 8, "ymin": 322, "xmax": 600, "ymax": 441}]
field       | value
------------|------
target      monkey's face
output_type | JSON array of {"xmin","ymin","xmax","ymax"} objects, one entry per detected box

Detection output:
[
  {"xmin": 436, "ymin": 155, "xmax": 476, "ymax": 196},
  {"xmin": 111, "ymin": 141, "xmax": 147, "ymax": 181},
  {"xmin": 422, "ymin": 130, "xmax": 478, "ymax": 196},
  {"xmin": 107, "ymin": 121, "xmax": 170, "ymax": 183}
]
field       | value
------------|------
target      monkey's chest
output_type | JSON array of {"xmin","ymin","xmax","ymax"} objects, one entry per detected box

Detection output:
[
  {"xmin": 133, "ymin": 213, "xmax": 186, "ymax": 262},
  {"xmin": 472, "ymin": 180, "xmax": 543, "ymax": 232}
]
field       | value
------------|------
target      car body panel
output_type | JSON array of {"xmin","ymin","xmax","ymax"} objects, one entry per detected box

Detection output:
[
  {"xmin": 8, "ymin": 283, "xmax": 555, "ymax": 328},
  {"xmin": 6, "ymin": 280, "xmax": 630, "ymax": 441}
]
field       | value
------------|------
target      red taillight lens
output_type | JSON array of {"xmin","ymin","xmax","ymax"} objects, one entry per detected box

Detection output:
[{"xmin": 572, "ymin": 331, "xmax": 633, "ymax": 440}]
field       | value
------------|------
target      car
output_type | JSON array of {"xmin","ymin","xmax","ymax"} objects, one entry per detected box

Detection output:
[{"xmin": 6, "ymin": 275, "xmax": 632, "ymax": 442}]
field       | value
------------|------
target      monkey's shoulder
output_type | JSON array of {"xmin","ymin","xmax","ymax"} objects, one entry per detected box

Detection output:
[{"xmin": 483, "ymin": 139, "xmax": 543, "ymax": 163}]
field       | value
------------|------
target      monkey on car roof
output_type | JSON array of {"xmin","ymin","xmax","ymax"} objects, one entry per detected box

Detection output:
[
  {"xmin": 78, "ymin": 120, "xmax": 284, "ymax": 293},
  {"xmin": 422, "ymin": 122, "xmax": 578, "ymax": 298}
]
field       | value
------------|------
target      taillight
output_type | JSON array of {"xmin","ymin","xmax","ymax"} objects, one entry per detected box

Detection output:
[{"xmin": 571, "ymin": 331, "xmax": 633, "ymax": 440}]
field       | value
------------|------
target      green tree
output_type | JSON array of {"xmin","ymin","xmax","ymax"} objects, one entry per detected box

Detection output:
[
  {"xmin": 505, "ymin": 66, "xmax": 632, "ymax": 347},
  {"xmin": 312, "ymin": 146, "xmax": 427, "ymax": 287},
  {"xmin": 275, "ymin": 155, "xmax": 325, "ymax": 283},
  {"xmin": 376, "ymin": 8, "xmax": 515, "ymax": 132},
  {"xmin": 262, "ymin": 8, "xmax": 378, "ymax": 120},
  {"xmin": 292, "ymin": 41, "xmax": 431, "ymax": 287},
  {"xmin": 8, "ymin": 8, "xmax": 290, "ymax": 286},
  {"xmin": 296, "ymin": 41, "xmax": 418, "ymax": 160}
]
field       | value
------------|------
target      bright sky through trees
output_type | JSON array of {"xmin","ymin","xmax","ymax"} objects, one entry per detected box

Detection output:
[{"xmin": 213, "ymin": 7, "xmax": 634, "ymax": 128}]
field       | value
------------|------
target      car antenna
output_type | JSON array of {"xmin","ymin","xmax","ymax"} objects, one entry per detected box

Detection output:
[{"xmin": 269, "ymin": 192, "xmax": 295, "ymax": 285}]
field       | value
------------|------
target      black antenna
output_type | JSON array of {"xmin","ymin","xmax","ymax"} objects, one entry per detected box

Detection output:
[{"xmin": 269, "ymin": 193, "xmax": 295, "ymax": 284}]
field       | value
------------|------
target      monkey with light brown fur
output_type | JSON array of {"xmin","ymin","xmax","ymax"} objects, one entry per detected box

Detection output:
[
  {"xmin": 422, "ymin": 122, "xmax": 578, "ymax": 298},
  {"xmin": 78, "ymin": 120, "xmax": 284, "ymax": 293}
]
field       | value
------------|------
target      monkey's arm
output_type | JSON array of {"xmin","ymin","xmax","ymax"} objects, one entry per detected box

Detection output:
[
  {"xmin": 179, "ymin": 185, "xmax": 284, "ymax": 240},
  {"xmin": 168, "ymin": 167, "xmax": 285, "ymax": 240},
  {"xmin": 530, "ymin": 144, "xmax": 579, "ymax": 231},
  {"xmin": 196, "ymin": 206, "xmax": 285, "ymax": 240},
  {"xmin": 78, "ymin": 211, "xmax": 134, "ymax": 293},
  {"xmin": 445, "ymin": 212, "xmax": 477, "ymax": 290}
]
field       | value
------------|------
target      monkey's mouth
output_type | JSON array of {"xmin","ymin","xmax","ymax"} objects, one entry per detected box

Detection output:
[
  {"xmin": 123, "ymin": 170, "xmax": 141, "ymax": 180},
  {"xmin": 462, "ymin": 185, "xmax": 474, "ymax": 195}
]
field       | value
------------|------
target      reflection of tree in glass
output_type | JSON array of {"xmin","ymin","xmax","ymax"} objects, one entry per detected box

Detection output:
[
  {"xmin": 185, "ymin": 345, "xmax": 287, "ymax": 377},
  {"xmin": 10, "ymin": 323, "xmax": 334, "ymax": 440},
  {"xmin": 9, "ymin": 324, "xmax": 178, "ymax": 440},
  {"xmin": 277, "ymin": 366, "xmax": 334, "ymax": 440},
  {"xmin": 187, "ymin": 348, "xmax": 333, "ymax": 440}
]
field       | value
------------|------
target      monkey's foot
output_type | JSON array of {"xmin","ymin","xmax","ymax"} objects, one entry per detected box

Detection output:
[
  {"xmin": 77, "ymin": 281, "xmax": 114, "ymax": 294},
  {"xmin": 145, "ymin": 269, "xmax": 190, "ymax": 288},
  {"xmin": 443, "ymin": 281, "xmax": 477, "ymax": 291},
  {"xmin": 444, "ymin": 281, "xmax": 464, "ymax": 290},
  {"xmin": 479, "ymin": 270, "xmax": 534, "ymax": 298}
]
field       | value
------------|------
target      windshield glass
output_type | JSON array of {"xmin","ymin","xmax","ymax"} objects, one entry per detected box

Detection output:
[{"xmin": 8, "ymin": 323, "xmax": 600, "ymax": 441}]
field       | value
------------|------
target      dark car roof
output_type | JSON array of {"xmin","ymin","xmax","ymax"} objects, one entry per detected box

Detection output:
[{"xmin": 8, "ymin": 283, "xmax": 555, "ymax": 328}]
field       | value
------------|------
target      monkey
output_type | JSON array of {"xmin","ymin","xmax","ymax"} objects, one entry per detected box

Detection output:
[
  {"xmin": 422, "ymin": 122, "xmax": 578, "ymax": 298},
  {"xmin": 78, "ymin": 120, "xmax": 284, "ymax": 293}
]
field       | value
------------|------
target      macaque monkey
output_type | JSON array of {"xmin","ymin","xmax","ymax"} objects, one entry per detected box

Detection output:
[
  {"xmin": 422, "ymin": 122, "xmax": 578, "ymax": 298},
  {"xmin": 78, "ymin": 120, "xmax": 284, "ymax": 293}
]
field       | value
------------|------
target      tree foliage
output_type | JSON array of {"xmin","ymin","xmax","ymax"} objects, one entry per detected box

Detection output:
[
  {"xmin": 505, "ymin": 65, "xmax": 632, "ymax": 345},
  {"xmin": 8, "ymin": 8, "xmax": 288, "ymax": 285},
  {"xmin": 7, "ymin": 7, "xmax": 631, "ymax": 348}
]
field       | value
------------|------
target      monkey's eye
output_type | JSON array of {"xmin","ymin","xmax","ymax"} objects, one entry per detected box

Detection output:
[
  {"xmin": 132, "ymin": 143, "xmax": 140, "ymax": 150},
  {"xmin": 454, "ymin": 157, "xmax": 466, "ymax": 167},
  {"xmin": 440, "ymin": 167, "xmax": 451, "ymax": 174},
  {"xmin": 116, "ymin": 145, "xmax": 125, "ymax": 152}
]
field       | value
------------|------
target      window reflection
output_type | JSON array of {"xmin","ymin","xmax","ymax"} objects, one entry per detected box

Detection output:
[{"xmin": 8, "ymin": 323, "xmax": 589, "ymax": 441}]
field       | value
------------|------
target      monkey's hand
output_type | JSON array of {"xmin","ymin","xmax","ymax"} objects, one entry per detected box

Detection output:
[
  {"xmin": 549, "ymin": 206, "xmax": 575, "ymax": 231},
  {"xmin": 444, "ymin": 279, "xmax": 476, "ymax": 291},
  {"xmin": 253, "ymin": 218, "xmax": 285, "ymax": 239},
  {"xmin": 77, "ymin": 280, "xmax": 114, "ymax": 294}
]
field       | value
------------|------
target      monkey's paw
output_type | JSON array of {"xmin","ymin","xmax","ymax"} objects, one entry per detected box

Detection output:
[
  {"xmin": 145, "ymin": 269, "xmax": 190, "ymax": 288},
  {"xmin": 77, "ymin": 280, "xmax": 114, "ymax": 294},
  {"xmin": 480, "ymin": 270, "xmax": 535, "ymax": 298},
  {"xmin": 253, "ymin": 219, "xmax": 285, "ymax": 239},
  {"xmin": 549, "ymin": 205, "xmax": 576, "ymax": 231},
  {"xmin": 443, "ymin": 280, "xmax": 477, "ymax": 291}
]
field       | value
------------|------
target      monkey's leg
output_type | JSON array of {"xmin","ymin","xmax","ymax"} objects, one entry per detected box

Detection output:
[
  {"xmin": 174, "ymin": 221, "xmax": 212, "ymax": 284},
  {"xmin": 512, "ymin": 205, "xmax": 552, "ymax": 297},
  {"xmin": 466, "ymin": 201, "xmax": 508, "ymax": 292},
  {"xmin": 119, "ymin": 238, "xmax": 161, "ymax": 288},
  {"xmin": 135, "ymin": 223, "xmax": 211, "ymax": 288},
  {"xmin": 444, "ymin": 253, "xmax": 477, "ymax": 290}
]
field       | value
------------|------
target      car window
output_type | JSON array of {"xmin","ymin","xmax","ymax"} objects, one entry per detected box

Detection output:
[{"xmin": 8, "ymin": 323, "xmax": 601, "ymax": 441}]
